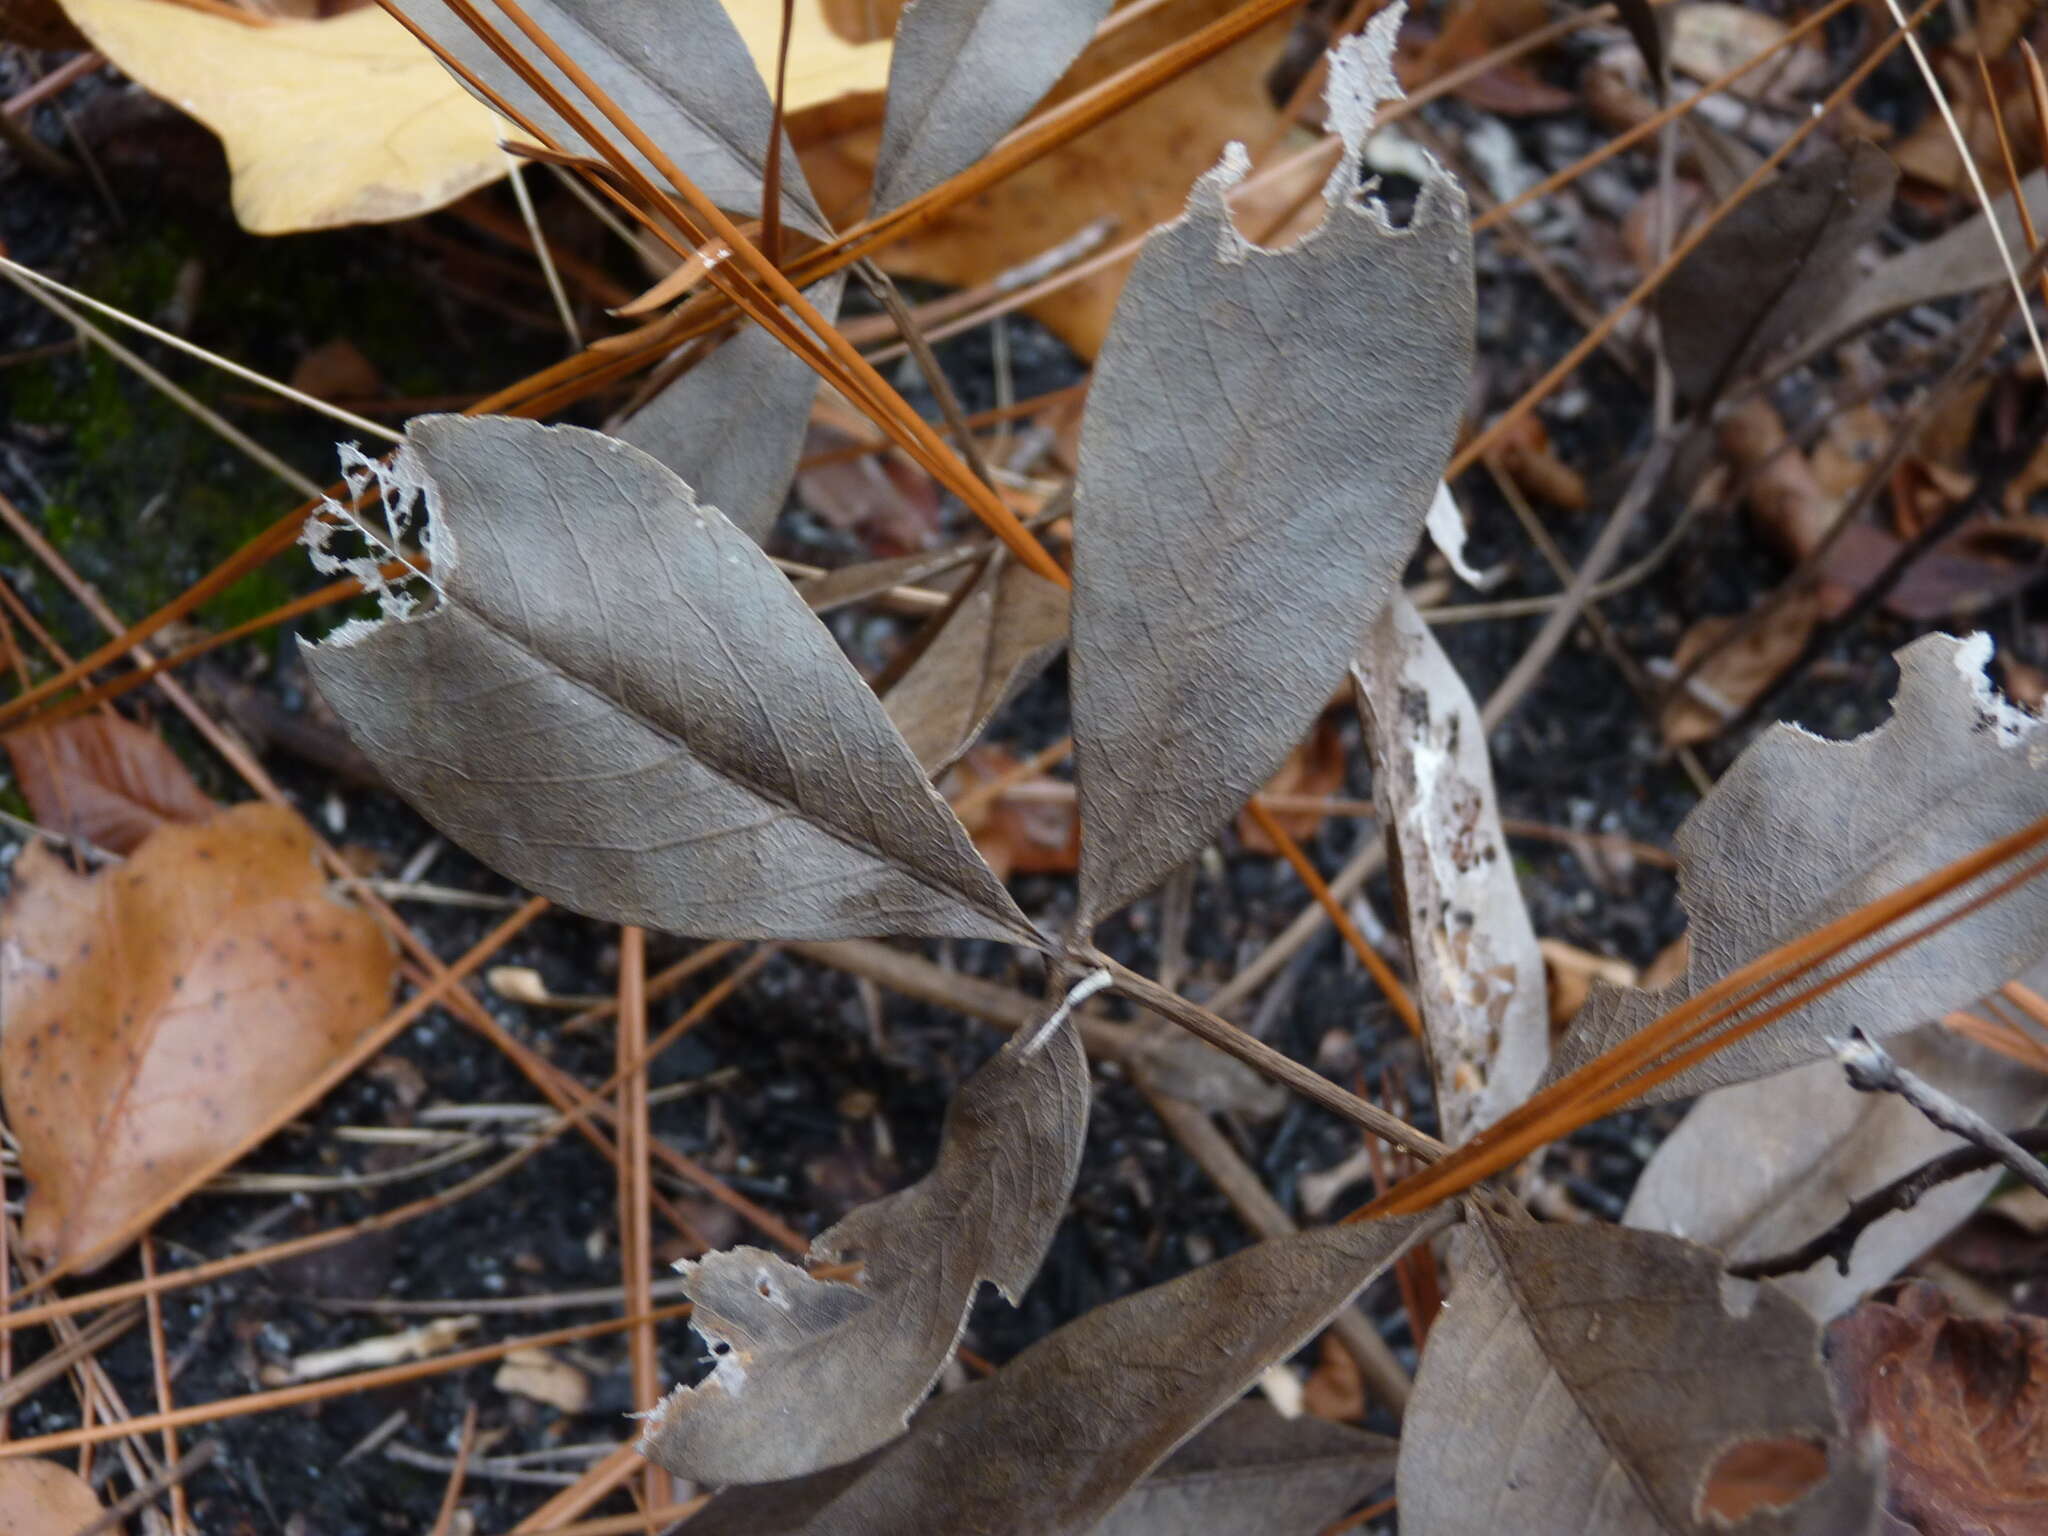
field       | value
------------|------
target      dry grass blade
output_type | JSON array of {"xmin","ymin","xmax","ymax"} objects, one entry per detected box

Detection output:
[
  {"xmin": 0, "ymin": 942, "xmax": 771, "ymax": 1341},
  {"xmin": 0, "ymin": 1305, "xmax": 696, "ymax": 1458},
  {"xmin": 1878, "ymin": 0, "xmax": 2048, "ymax": 377}
]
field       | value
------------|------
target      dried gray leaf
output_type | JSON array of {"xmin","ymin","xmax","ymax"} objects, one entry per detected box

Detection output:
[
  {"xmin": 1352, "ymin": 595, "xmax": 1547, "ymax": 1142},
  {"xmin": 1069, "ymin": 15, "xmax": 1473, "ymax": 927},
  {"xmin": 870, "ymin": 0, "xmax": 1111, "ymax": 214},
  {"xmin": 1397, "ymin": 1217, "xmax": 1883, "ymax": 1535},
  {"xmin": 678, "ymin": 1214, "xmax": 1436, "ymax": 1536},
  {"xmin": 1797, "ymin": 169, "xmax": 2048, "ymax": 370},
  {"xmin": 640, "ymin": 1009, "xmax": 1088, "ymax": 1483},
  {"xmin": 615, "ymin": 274, "xmax": 845, "ymax": 544},
  {"xmin": 884, "ymin": 551, "xmax": 1070, "ymax": 774},
  {"xmin": 407, "ymin": 0, "xmax": 826, "ymax": 237},
  {"xmin": 683, "ymin": 1402, "xmax": 1392, "ymax": 1536},
  {"xmin": 1545, "ymin": 633, "xmax": 2048, "ymax": 1104},
  {"xmin": 302, "ymin": 415, "xmax": 1038, "ymax": 947},
  {"xmin": 1627, "ymin": 1015, "xmax": 2048, "ymax": 1319},
  {"xmin": 1092, "ymin": 1402, "xmax": 1394, "ymax": 1536},
  {"xmin": 1654, "ymin": 140, "xmax": 1896, "ymax": 408}
]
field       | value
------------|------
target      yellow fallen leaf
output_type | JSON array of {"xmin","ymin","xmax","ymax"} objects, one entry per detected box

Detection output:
[
  {"xmin": 721, "ymin": 0, "xmax": 891, "ymax": 112},
  {"xmin": 53, "ymin": 0, "xmax": 507, "ymax": 234}
]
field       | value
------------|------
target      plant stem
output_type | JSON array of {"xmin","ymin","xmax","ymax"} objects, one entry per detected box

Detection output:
[{"xmin": 1081, "ymin": 951, "xmax": 1446, "ymax": 1163}]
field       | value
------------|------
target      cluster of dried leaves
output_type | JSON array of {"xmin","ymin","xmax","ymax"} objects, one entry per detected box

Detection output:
[{"xmin": 4, "ymin": 0, "xmax": 2048, "ymax": 1531}]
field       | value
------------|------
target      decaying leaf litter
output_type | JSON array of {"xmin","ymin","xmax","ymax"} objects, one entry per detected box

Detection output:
[{"xmin": 4, "ymin": 0, "xmax": 2048, "ymax": 1531}]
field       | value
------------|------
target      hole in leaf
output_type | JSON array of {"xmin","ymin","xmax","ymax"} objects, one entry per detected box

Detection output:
[{"xmin": 1696, "ymin": 1436, "xmax": 1829, "ymax": 1524}]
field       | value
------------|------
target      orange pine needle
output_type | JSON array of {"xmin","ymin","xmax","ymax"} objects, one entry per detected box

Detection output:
[
  {"xmin": 1246, "ymin": 800, "xmax": 1422, "ymax": 1039},
  {"xmin": 1357, "ymin": 812, "xmax": 2048, "ymax": 1220}
]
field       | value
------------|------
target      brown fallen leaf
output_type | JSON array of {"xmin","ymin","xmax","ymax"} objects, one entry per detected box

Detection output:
[
  {"xmin": 797, "ymin": 0, "xmax": 1297, "ymax": 356},
  {"xmin": 0, "ymin": 1457, "xmax": 107, "ymax": 1534},
  {"xmin": 1657, "ymin": 588, "xmax": 1821, "ymax": 749},
  {"xmin": 1401, "ymin": 0, "xmax": 1576, "ymax": 117},
  {"xmin": 1820, "ymin": 520, "xmax": 2040, "ymax": 621},
  {"xmin": 1891, "ymin": 51, "xmax": 2038, "ymax": 198},
  {"xmin": 946, "ymin": 745, "xmax": 1082, "ymax": 880},
  {"xmin": 1717, "ymin": 395, "xmax": 1840, "ymax": 562},
  {"xmin": 1235, "ymin": 713, "xmax": 1347, "ymax": 853},
  {"xmin": 642, "ymin": 1006, "xmax": 1088, "ymax": 1482},
  {"xmin": 4, "ymin": 712, "xmax": 218, "ymax": 856},
  {"xmin": 1539, "ymin": 938, "xmax": 1637, "ymax": 1033},
  {"xmin": 1491, "ymin": 415, "xmax": 1588, "ymax": 512},
  {"xmin": 494, "ymin": 1347, "xmax": 592, "ymax": 1414},
  {"xmin": 1827, "ymin": 1282, "xmax": 2048, "ymax": 1535},
  {"xmin": 53, "ymin": 0, "xmax": 505, "ymax": 232},
  {"xmin": 0, "ymin": 802, "xmax": 395, "ymax": 1273},
  {"xmin": 1654, "ymin": 140, "xmax": 1896, "ymax": 409},
  {"xmin": 1797, "ymin": 170, "xmax": 2048, "ymax": 368},
  {"xmin": 1667, "ymin": 2, "xmax": 1823, "ymax": 104},
  {"xmin": 0, "ymin": 0, "xmax": 85, "ymax": 49},
  {"xmin": 289, "ymin": 337, "xmax": 383, "ymax": 402},
  {"xmin": 1300, "ymin": 1329, "xmax": 1364, "ymax": 1424},
  {"xmin": 794, "ymin": 419, "xmax": 944, "ymax": 556},
  {"xmin": 1808, "ymin": 403, "xmax": 1895, "ymax": 502}
]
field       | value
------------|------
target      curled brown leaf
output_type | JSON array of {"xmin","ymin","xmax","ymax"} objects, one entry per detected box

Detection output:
[
  {"xmin": 4, "ymin": 712, "xmax": 217, "ymax": 855},
  {"xmin": 1827, "ymin": 1281, "xmax": 2048, "ymax": 1535}
]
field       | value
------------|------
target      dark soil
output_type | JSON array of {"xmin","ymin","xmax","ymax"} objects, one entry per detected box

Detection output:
[{"xmin": 0, "ymin": 12, "xmax": 2037, "ymax": 1532}]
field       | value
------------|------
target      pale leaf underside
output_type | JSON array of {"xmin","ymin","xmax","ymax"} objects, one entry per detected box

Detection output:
[
  {"xmin": 1353, "ymin": 595, "xmax": 1547, "ymax": 1142},
  {"xmin": 1546, "ymin": 633, "xmax": 2048, "ymax": 1103},
  {"xmin": 1069, "ymin": 14, "xmax": 1476, "ymax": 926},
  {"xmin": 640, "ymin": 1012, "xmax": 1089, "ymax": 1483},
  {"xmin": 304, "ymin": 416, "xmax": 1038, "ymax": 946},
  {"xmin": 1397, "ymin": 1218, "xmax": 1881, "ymax": 1534}
]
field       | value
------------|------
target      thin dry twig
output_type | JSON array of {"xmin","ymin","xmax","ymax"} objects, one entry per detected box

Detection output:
[
  {"xmin": 1833, "ymin": 1028, "xmax": 2048, "ymax": 1201},
  {"xmin": 1727, "ymin": 1126, "xmax": 2048, "ymax": 1282}
]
